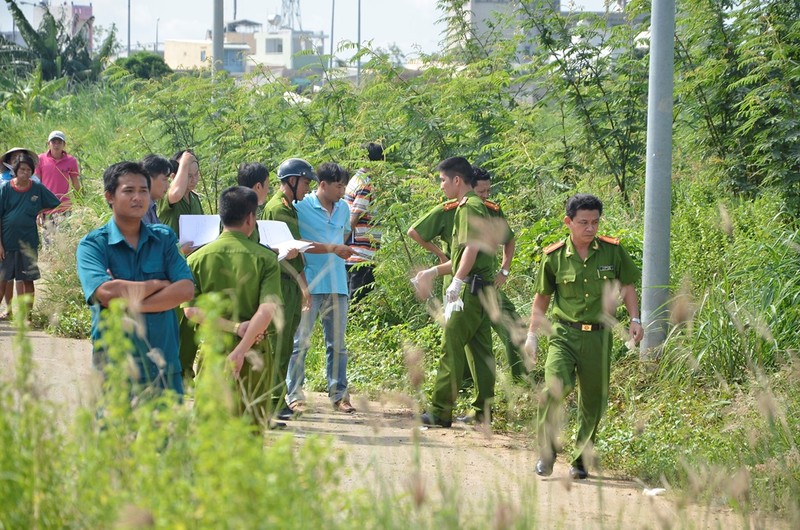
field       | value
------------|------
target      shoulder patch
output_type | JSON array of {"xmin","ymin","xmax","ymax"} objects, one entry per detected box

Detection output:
[
  {"xmin": 483, "ymin": 200, "xmax": 500, "ymax": 212},
  {"xmin": 543, "ymin": 240, "xmax": 565, "ymax": 254},
  {"xmin": 598, "ymin": 235, "xmax": 620, "ymax": 245},
  {"xmin": 442, "ymin": 199, "xmax": 459, "ymax": 211}
]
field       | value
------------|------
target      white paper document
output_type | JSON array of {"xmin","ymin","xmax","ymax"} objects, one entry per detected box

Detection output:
[
  {"xmin": 256, "ymin": 220, "xmax": 314, "ymax": 259},
  {"xmin": 179, "ymin": 214, "xmax": 221, "ymax": 248}
]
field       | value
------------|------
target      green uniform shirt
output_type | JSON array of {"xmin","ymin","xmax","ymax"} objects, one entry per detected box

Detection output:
[
  {"xmin": 262, "ymin": 190, "xmax": 304, "ymax": 275},
  {"xmin": 485, "ymin": 200, "xmax": 514, "ymax": 242},
  {"xmin": 186, "ymin": 230, "xmax": 282, "ymax": 321},
  {"xmin": 451, "ymin": 191, "xmax": 496, "ymax": 279},
  {"xmin": 157, "ymin": 191, "xmax": 204, "ymax": 237},
  {"xmin": 411, "ymin": 198, "xmax": 513, "ymax": 261},
  {"xmin": 410, "ymin": 199, "xmax": 458, "ymax": 259},
  {"xmin": 535, "ymin": 235, "xmax": 640, "ymax": 324}
]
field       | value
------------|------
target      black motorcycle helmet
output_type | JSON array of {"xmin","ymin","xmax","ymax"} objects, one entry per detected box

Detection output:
[{"xmin": 277, "ymin": 158, "xmax": 317, "ymax": 182}]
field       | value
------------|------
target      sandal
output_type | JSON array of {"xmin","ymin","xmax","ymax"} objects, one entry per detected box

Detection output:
[
  {"xmin": 333, "ymin": 399, "xmax": 356, "ymax": 414},
  {"xmin": 288, "ymin": 401, "xmax": 306, "ymax": 415},
  {"xmin": 0, "ymin": 312, "xmax": 10, "ymax": 321}
]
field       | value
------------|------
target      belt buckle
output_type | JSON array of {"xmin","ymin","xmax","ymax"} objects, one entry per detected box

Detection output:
[{"xmin": 581, "ymin": 324, "xmax": 592, "ymax": 332}]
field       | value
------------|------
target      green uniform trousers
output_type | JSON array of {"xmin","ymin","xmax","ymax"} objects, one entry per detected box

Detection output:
[
  {"xmin": 464, "ymin": 288, "xmax": 527, "ymax": 382},
  {"xmin": 177, "ymin": 309, "xmax": 198, "ymax": 379},
  {"xmin": 495, "ymin": 289, "xmax": 526, "ymax": 379},
  {"xmin": 431, "ymin": 288, "xmax": 496, "ymax": 420},
  {"xmin": 270, "ymin": 278, "xmax": 303, "ymax": 410},
  {"xmin": 236, "ymin": 340, "xmax": 275, "ymax": 428},
  {"xmin": 537, "ymin": 323, "xmax": 611, "ymax": 462}
]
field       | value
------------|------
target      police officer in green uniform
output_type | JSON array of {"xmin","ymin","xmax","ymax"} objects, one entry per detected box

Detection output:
[
  {"xmin": 184, "ymin": 186, "xmax": 283, "ymax": 429},
  {"xmin": 525, "ymin": 193, "xmax": 643, "ymax": 479},
  {"xmin": 414, "ymin": 157, "xmax": 497, "ymax": 427},
  {"xmin": 157, "ymin": 150, "xmax": 204, "ymax": 382},
  {"xmin": 235, "ymin": 162, "xmax": 272, "ymax": 244},
  {"xmin": 262, "ymin": 158, "xmax": 316, "ymax": 419},
  {"xmin": 408, "ymin": 166, "xmax": 527, "ymax": 386}
]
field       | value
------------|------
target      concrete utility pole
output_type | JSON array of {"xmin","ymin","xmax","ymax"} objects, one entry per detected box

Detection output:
[
  {"xmin": 213, "ymin": 0, "xmax": 224, "ymax": 73},
  {"xmin": 640, "ymin": 0, "xmax": 676, "ymax": 356},
  {"xmin": 127, "ymin": 0, "xmax": 131, "ymax": 56},
  {"xmin": 329, "ymin": 0, "xmax": 335, "ymax": 69},
  {"xmin": 356, "ymin": 0, "xmax": 361, "ymax": 85}
]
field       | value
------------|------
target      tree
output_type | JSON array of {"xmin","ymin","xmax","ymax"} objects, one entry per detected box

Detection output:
[
  {"xmin": 114, "ymin": 52, "xmax": 172, "ymax": 79},
  {"xmin": 3, "ymin": 0, "xmax": 116, "ymax": 81}
]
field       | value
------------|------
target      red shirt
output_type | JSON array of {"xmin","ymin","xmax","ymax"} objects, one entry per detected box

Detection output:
[{"xmin": 37, "ymin": 149, "xmax": 79, "ymax": 212}]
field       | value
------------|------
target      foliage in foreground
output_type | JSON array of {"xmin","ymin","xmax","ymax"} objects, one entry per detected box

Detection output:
[{"xmin": 1, "ymin": 0, "xmax": 799, "ymax": 523}]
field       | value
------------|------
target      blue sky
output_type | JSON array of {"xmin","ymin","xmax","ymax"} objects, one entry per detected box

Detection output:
[{"xmin": 1, "ymin": 1, "xmax": 610, "ymax": 58}]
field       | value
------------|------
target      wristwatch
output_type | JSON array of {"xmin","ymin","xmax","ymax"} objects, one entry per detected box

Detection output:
[{"xmin": 500, "ymin": 269, "xmax": 510, "ymax": 277}]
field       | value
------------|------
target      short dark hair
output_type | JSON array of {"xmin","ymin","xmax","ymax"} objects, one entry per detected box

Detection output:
[
  {"xmin": 565, "ymin": 193, "xmax": 604, "ymax": 219},
  {"xmin": 366, "ymin": 142, "xmax": 384, "ymax": 162},
  {"xmin": 141, "ymin": 154, "xmax": 172, "ymax": 177},
  {"xmin": 219, "ymin": 186, "xmax": 258, "ymax": 227},
  {"xmin": 316, "ymin": 162, "xmax": 349, "ymax": 184},
  {"xmin": 472, "ymin": 165, "xmax": 491, "ymax": 183},
  {"xmin": 13, "ymin": 154, "xmax": 36, "ymax": 174},
  {"xmin": 103, "ymin": 161, "xmax": 150, "ymax": 196},
  {"xmin": 237, "ymin": 162, "xmax": 269, "ymax": 189},
  {"xmin": 437, "ymin": 157, "xmax": 474, "ymax": 186},
  {"xmin": 172, "ymin": 149, "xmax": 197, "ymax": 163}
]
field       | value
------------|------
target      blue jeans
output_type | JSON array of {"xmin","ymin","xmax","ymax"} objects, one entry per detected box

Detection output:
[{"xmin": 286, "ymin": 293, "xmax": 349, "ymax": 404}]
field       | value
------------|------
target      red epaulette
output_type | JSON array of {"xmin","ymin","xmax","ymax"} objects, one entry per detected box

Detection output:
[
  {"xmin": 598, "ymin": 235, "xmax": 620, "ymax": 245},
  {"xmin": 442, "ymin": 199, "xmax": 459, "ymax": 211},
  {"xmin": 483, "ymin": 199, "xmax": 500, "ymax": 212},
  {"xmin": 543, "ymin": 240, "xmax": 565, "ymax": 254}
]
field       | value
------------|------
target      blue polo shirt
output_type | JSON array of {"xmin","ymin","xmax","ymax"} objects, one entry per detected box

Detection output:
[
  {"xmin": 76, "ymin": 219, "xmax": 193, "ymax": 384},
  {"xmin": 295, "ymin": 191, "xmax": 350, "ymax": 295}
]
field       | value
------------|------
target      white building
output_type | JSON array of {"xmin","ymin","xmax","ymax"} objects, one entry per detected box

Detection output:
[{"xmin": 249, "ymin": 27, "xmax": 325, "ymax": 71}]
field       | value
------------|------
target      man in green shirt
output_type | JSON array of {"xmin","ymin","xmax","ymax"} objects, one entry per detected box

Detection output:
[
  {"xmin": 184, "ymin": 186, "xmax": 282, "ymax": 429},
  {"xmin": 526, "ymin": 193, "xmax": 643, "ymax": 479},
  {"xmin": 414, "ymin": 157, "xmax": 497, "ymax": 427},
  {"xmin": 408, "ymin": 166, "xmax": 527, "ymax": 392},
  {"xmin": 236, "ymin": 162, "xmax": 271, "ymax": 244},
  {"xmin": 158, "ymin": 150, "xmax": 204, "ymax": 382},
  {"xmin": 263, "ymin": 158, "xmax": 315, "ymax": 420},
  {"xmin": 157, "ymin": 150, "xmax": 204, "ymax": 245}
]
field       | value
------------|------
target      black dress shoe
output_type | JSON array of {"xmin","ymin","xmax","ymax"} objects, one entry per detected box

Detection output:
[
  {"xmin": 570, "ymin": 457, "xmax": 589, "ymax": 479},
  {"xmin": 535, "ymin": 458, "xmax": 554, "ymax": 477},
  {"xmin": 276, "ymin": 407, "xmax": 293, "ymax": 421},
  {"xmin": 420, "ymin": 412, "xmax": 452, "ymax": 428}
]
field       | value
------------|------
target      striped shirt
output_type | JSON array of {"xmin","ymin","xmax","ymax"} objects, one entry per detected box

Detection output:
[{"xmin": 344, "ymin": 169, "xmax": 380, "ymax": 263}]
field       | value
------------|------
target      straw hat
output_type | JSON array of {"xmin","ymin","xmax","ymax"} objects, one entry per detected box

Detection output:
[{"xmin": 2, "ymin": 147, "xmax": 39, "ymax": 169}]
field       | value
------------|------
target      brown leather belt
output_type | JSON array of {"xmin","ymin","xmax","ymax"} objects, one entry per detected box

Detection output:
[{"xmin": 559, "ymin": 320, "xmax": 603, "ymax": 332}]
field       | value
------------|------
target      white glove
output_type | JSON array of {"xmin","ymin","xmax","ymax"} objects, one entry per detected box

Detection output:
[
  {"xmin": 445, "ymin": 278, "xmax": 465, "ymax": 304},
  {"xmin": 523, "ymin": 332, "xmax": 538, "ymax": 370},
  {"xmin": 412, "ymin": 267, "xmax": 438, "ymax": 300}
]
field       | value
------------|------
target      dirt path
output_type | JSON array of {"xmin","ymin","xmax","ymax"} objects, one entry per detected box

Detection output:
[{"xmin": 0, "ymin": 320, "xmax": 779, "ymax": 529}]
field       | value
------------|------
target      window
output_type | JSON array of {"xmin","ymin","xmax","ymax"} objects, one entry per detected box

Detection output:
[
  {"xmin": 200, "ymin": 50, "xmax": 207, "ymax": 61},
  {"xmin": 265, "ymin": 38, "xmax": 283, "ymax": 53}
]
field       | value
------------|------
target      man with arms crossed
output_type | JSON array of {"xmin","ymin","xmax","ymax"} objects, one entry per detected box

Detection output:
[{"xmin": 77, "ymin": 161, "xmax": 194, "ymax": 396}]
